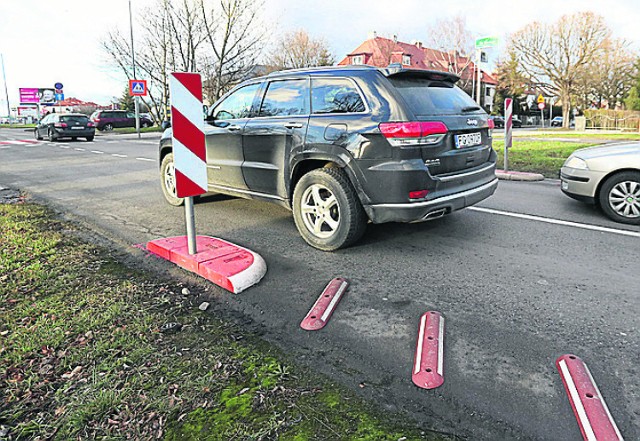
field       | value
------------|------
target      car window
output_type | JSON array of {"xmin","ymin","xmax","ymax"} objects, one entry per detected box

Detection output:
[
  {"xmin": 61, "ymin": 116, "xmax": 89, "ymax": 124},
  {"xmin": 126, "ymin": 112, "xmax": 135, "ymax": 118},
  {"xmin": 389, "ymin": 77, "xmax": 479, "ymax": 116},
  {"xmin": 311, "ymin": 78, "xmax": 365, "ymax": 114},
  {"xmin": 259, "ymin": 79, "xmax": 308, "ymax": 117},
  {"xmin": 213, "ymin": 83, "xmax": 260, "ymax": 121}
]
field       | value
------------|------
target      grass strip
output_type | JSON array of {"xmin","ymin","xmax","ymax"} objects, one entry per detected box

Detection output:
[{"xmin": 0, "ymin": 201, "xmax": 452, "ymax": 440}]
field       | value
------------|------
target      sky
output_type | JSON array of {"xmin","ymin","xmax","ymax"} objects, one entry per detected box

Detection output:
[{"xmin": 1, "ymin": 0, "xmax": 639, "ymax": 113}]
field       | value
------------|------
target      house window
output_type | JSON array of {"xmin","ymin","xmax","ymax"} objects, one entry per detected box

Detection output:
[
  {"xmin": 352, "ymin": 55, "xmax": 364, "ymax": 65},
  {"xmin": 402, "ymin": 55, "xmax": 411, "ymax": 66}
]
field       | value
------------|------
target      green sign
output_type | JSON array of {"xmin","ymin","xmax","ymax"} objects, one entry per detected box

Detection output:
[{"xmin": 475, "ymin": 36, "xmax": 499, "ymax": 49}]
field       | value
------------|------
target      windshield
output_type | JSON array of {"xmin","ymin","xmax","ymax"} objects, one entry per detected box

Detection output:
[
  {"xmin": 389, "ymin": 77, "xmax": 480, "ymax": 116},
  {"xmin": 61, "ymin": 116, "xmax": 89, "ymax": 123}
]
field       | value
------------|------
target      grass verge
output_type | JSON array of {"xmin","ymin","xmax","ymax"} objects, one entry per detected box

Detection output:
[
  {"xmin": 0, "ymin": 200, "xmax": 452, "ymax": 440},
  {"xmin": 492, "ymin": 139, "xmax": 598, "ymax": 178},
  {"xmin": 0, "ymin": 125, "xmax": 36, "ymax": 129},
  {"xmin": 111, "ymin": 126, "xmax": 163, "ymax": 134}
]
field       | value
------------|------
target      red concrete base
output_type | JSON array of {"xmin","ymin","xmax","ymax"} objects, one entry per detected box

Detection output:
[{"xmin": 146, "ymin": 236, "xmax": 266, "ymax": 294}]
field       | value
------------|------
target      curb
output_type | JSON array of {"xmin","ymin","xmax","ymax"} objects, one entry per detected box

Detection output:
[{"xmin": 495, "ymin": 170, "xmax": 545, "ymax": 181}]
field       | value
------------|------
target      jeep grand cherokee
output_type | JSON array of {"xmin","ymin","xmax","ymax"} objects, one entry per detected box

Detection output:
[{"xmin": 159, "ymin": 65, "xmax": 498, "ymax": 250}]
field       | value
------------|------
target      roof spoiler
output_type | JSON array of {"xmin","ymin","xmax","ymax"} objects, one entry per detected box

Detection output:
[{"xmin": 381, "ymin": 63, "xmax": 460, "ymax": 84}]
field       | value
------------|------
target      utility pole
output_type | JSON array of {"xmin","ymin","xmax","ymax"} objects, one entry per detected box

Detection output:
[
  {"xmin": 129, "ymin": 0, "xmax": 141, "ymax": 139},
  {"xmin": 1, "ymin": 53, "xmax": 10, "ymax": 124}
]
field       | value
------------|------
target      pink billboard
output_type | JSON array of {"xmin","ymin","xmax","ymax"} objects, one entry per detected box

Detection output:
[{"xmin": 19, "ymin": 88, "xmax": 40, "ymax": 103}]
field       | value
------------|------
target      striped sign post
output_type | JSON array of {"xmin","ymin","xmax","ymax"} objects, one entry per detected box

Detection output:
[
  {"xmin": 504, "ymin": 98, "xmax": 513, "ymax": 172},
  {"xmin": 169, "ymin": 72, "xmax": 207, "ymax": 255}
]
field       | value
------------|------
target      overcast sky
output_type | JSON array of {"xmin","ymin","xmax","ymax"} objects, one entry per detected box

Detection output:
[{"xmin": 1, "ymin": 0, "xmax": 639, "ymax": 111}]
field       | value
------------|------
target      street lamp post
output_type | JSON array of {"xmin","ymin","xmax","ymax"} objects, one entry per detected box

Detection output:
[
  {"xmin": 1, "ymin": 53, "xmax": 11, "ymax": 124},
  {"xmin": 129, "ymin": 0, "xmax": 141, "ymax": 139}
]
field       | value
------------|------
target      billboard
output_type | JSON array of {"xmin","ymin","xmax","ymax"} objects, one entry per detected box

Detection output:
[{"xmin": 19, "ymin": 88, "xmax": 57, "ymax": 105}]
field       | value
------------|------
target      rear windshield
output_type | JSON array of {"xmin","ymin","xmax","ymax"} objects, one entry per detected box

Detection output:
[
  {"xmin": 61, "ymin": 116, "xmax": 89, "ymax": 123},
  {"xmin": 389, "ymin": 78, "xmax": 480, "ymax": 116}
]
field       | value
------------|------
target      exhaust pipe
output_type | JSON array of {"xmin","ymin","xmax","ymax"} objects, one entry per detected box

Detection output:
[{"xmin": 423, "ymin": 208, "xmax": 447, "ymax": 221}]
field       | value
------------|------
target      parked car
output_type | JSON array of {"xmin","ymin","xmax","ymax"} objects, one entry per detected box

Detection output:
[
  {"xmin": 90, "ymin": 110, "xmax": 153, "ymax": 131},
  {"xmin": 489, "ymin": 115, "xmax": 521, "ymax": 129},
  {"xmin": 551, "ymin": 116, "xmax": 563, "ymax": 127},
  {"xmin": 159, "ymin": 65, "xmax": 498, "ymax": 250},
  {"xmin": 34, "ymin": 113, "xmax": 95, "ymax": 141},
  {"xmin": 560, "ymin": 143, "xmax": 640, "ymax": 224}
]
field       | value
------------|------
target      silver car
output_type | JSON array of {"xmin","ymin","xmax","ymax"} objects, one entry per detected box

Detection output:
[{"xmin": 560, "ymin": 143, "xmax": 640, "ymax": 225}]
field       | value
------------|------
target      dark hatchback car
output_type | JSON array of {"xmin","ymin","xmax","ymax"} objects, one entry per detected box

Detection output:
[
  {"xmin": 34, "ymin": 113, "xmax": 95, "ymax": 141},
  {"xmin": 489, "ymin": 115, "xmax": 522, "ymax": 128},
  {"xmin": 90, "ymin": 110, "xmax": 153, "ymax": 131},
  {"xmin": 159, "ymin": 65, "xmax": 498, "ymax": 250}
]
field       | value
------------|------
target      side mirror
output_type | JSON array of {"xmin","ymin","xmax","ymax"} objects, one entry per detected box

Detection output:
[{"xmin": 203, "ymin": 104, "xmax": 209, "ymax": 119}]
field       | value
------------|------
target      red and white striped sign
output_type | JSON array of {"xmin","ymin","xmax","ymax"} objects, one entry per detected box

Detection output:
[
  {"xmin": 412, "ymin": 311, "xmax": 445, "ymax": 389},
  {"xmin": 505, "ymin": 98, "xmax": 513, "ymax": 149},
  {"xmin": 556, "ymin": 354, "xmax": 624, "ymax": 441},
  {"xmin": 169, "ymin": 72, "xmax": 207, "ymax": 198}
]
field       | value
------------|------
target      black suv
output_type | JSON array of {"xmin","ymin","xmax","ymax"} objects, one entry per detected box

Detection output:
[{"xmin": 159, "ymin": 65, "xmax": 498, "ymax": 250}]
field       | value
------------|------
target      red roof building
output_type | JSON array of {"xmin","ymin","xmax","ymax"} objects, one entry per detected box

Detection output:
[{"xmin": 338, "ymin": 35, "xmax": 498, "ymax": 110}]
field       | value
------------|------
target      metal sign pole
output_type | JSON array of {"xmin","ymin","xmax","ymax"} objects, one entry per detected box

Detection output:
[
  {"xmin": 184, "ymin": 196, "xmax": 197, "ymax": 255},
  {"xmin": 128, "ymin": 0, "xmax": 141, "ymax": 139}
]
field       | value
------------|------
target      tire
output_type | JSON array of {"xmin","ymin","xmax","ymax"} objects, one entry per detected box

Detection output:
[
  {"xmin": 598, "ymin": 171, "xmax": 640, "ymax": 225},
  {"xmin": 47, "ymin": 129, "xmax": 57, "ymax": 142},
  {"xmin": 160, "ymin": 152, "xmax": 184, "ymax": 206},
  {"xmin": 292, "ymin": 167, "xmax": 367, "ymax": 251},
  {"xmin": 34, "ymin": 129, "xmax": 42, "ymax": 140},
  {"xmin": 103, "ymin": 123, "xmax": 114, "ymax": 131},
  {"xmin": 142, "ymin": 121, "xmax": 151, "ymax": 128},
  {"xmin": 71, "ymin": 137, "xmax": 77, "ymax": 141},
  {"xmin": 86, "ymin": 136, "xmax": 94, "ymax": 142}
]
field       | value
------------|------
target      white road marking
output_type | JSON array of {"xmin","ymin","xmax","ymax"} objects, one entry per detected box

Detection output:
[
  {"xmin": 59, "ymin": 146, "xmax": 70, "ymax": 149},
  {"xmin": 134, "ymin": 141, "xmax": 158, "ymax": 145},
  {"xmin": 91, "ymin": 150, "xmax": 104, "ymax": 154},
  {"xmin": 469, "ymin": 207, "xmax": 640, "ymax": 238},
  {"xmin": 112, "ymin": 154, "xmax": 128, "ymax": 158},
  {"xmin": 0, "ymin": 146, "xmax": 11, "ymax": 149},
  {"xmin": 74, "ymin": 148, "xmax": 86, "ymax": 151},
  {"xmin": 135, "ymin": 157, "xmax": 154, "ymax": 162}
]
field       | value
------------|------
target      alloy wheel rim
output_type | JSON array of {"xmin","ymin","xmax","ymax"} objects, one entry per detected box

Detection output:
[
  {"xmin": 300, "ymin": 184, "xmax": 340, "ymax": 238},
  {"xmin": 164, "ymin": 161, "xmax": 177, "ymax": 197},
  {"xmin": 609, "ymin": 181, "xmax": 640, "ymax": 218}
]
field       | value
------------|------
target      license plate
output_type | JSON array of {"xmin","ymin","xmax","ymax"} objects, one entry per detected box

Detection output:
[
  {"xmin": 455, "ymin": 132, "xmax": 482, "ymax": 148},
  {"xmin": 71, "ymin": 126, "xmax": 84, "ymax": 130}
]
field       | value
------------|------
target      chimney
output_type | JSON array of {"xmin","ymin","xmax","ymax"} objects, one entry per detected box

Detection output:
[
  {"xmin": 415, "ymin": 41, "xmax": 423, "ymax": 49},
  {"xmin": 368, "ymin": 30, "xmax": 377, "ymax": 39},
  {"xmin": 393, "ymin": 34, "xmax": 398, "ymax": 43}
]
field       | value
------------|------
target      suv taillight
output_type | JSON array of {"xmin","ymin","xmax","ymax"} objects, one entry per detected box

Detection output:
[
  {"xmin": 87, "ymin": 122, "xmax": 94, "ymax": 127},
  {"xmin": 379, "ymin": 121, "xmax": 448, "ymax": 146},
  {"xmin": 54, "ymin": 122, "xmax": 67, "ymax": 128},
  {"xmin": 487, "ymin": 118, "xmax": 495, "ymax": 138}
]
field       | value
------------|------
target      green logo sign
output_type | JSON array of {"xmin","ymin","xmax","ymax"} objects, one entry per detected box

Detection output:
[{"xmin": 475, "ymin": 36, "xmax": 499, "ymax": 49}]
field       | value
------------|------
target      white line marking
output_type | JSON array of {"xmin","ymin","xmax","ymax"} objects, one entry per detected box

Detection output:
[
  {"xmin": 74, "ymin": 148, "xmax": 85, "ymax": 151},
  {"xmin": 59, "ymin": 146, "xmax": 70, "ymax": 149},
  {"xmin": 584, "ymin": 364, "xmax": 624, "ymax": 440},
  {"xmin": 0, "ymin": 146, "xmax": 10, "ymax": 149},
  {"xmin": 112, "ymin": 154, "xmax": 128, "ymax": 158},
  {"xmin": 134, "ymin": 141, "xmax": 158, "ymax": 145},
  {"xmin": 558, "ymin": 359, "xmax": 597, "ymax": 441},
  {"xmin": 414, "ymin": 314, "xmax": 427, "ymax": 375},
  {"xmin": 437, "ymin": 316, "xmax": 444, "ymax": 376},
  {"xmin": 91, "ymin": 150, "xmax": 104, "ymax": 154},
  {"xmin": 469, "ymin": 207, "xmax": 640, "ymax": 238},
  {"xmin": 135, "ymin": 157, "xmax": 154, "ymax": 162},
  {"xmin": 320, "ymin": 281, "xmax": 347, "ymax": 322}
]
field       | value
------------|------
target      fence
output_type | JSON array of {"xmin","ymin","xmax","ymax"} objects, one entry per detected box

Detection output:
[{"xmin": 583, "ymin": 110, "xmax": 640, "ymax": 132}]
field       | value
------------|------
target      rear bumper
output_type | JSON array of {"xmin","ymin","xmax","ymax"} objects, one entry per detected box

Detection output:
[
  {"xmin": 364, "ymin": 178, "xmax": 498, "ymax": 223},
  {"xmin": 55, "ymin": 128, "xmax": 95, "ymax": 137}
]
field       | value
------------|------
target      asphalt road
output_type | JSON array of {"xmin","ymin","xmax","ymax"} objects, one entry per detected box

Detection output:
[{"xmin": 1, "ymin": 128, "xmax": 638, "ymax": 440}]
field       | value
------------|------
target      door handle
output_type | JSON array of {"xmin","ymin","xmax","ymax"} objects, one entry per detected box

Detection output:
[
  {"xmin": 227, "ymin": 124, "xmax": 242, "ymax": 131},
  {"xmin": 284, "ymin": 122, "xmax": 303, "ymax": 129}
]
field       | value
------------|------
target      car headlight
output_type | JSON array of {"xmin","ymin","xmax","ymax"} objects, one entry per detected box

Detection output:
[{"xmin": 564, "ymin": 156, "xmax": 589, "ymax": 170}]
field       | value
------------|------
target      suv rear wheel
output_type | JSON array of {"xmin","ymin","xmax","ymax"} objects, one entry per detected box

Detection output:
[
  {"xmin": 293, "ymin": 167, "xmax": 367, "ymax": 251},
  {"xmin": 160, "ymin": 153, "xmax": 185, "ymax": 206}
]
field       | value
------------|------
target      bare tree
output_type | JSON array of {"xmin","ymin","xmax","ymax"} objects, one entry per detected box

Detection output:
[
  {"xmin": 265, "ymin": 29, "xmax": 335, "ymax": 72},
  {"xmin": 588, "ymin": 38, "xmax": 636, "ymax": 109},
  {"xmin": 509, "ymin": 12, "xmax": 611, "ymax": 127},
  {"xmin": 199, "ymin": 0, "xmax": 267, "ymax": 101},
  {"xmin": 425, "ymin": 15, "xmax": 475, "ymax": 91}
]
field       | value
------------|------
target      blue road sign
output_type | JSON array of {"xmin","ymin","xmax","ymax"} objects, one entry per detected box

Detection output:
[
  {"xmin": 129, "ymin": 79, "xmax": 147, "ymax": 96},
  {"xmin": 55, "ymin": 93, "xmax": 64, "ymax": 102},
  {"xmin": 54, "ymin": 82, "xmax": 64, "ymax": 90}
]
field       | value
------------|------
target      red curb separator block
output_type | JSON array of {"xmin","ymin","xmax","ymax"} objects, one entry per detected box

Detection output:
[
  {"xmin": 146, "ymin": 235, "xmax": 266, "ymax": 294},
  {"xmin": 300, "ymin": 278, "xmax": 349, "ymax": 331},
  {"xmin": 412, "ymin": 311, "xmax": 445, "ymax": 390},
  {"xmin": 556, "ymin": 354, "xmax": 624, "ymax": 441}
]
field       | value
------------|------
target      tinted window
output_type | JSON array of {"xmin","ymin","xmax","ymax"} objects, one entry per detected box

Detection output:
[
  {"xmin": 389, "ymin": 78, "xmax": 479, "ymax": 116},
  {"xmin": 311, "ymin": 78, "xmax": 365, "ymax": 114},
  {"xmin": 126, "ymin": 112, "xmax": 135, "ymax": 118},
  {"xmin": 213, "ymin": 83, "xmax": 260, "ymax": 120},
  {"xmin": 259, "ymin": 80, "xmax": 308, "ymax": 117},
  {"xmin": 61, "ymin": 116, "xmax": 89, "ymax": 123}
]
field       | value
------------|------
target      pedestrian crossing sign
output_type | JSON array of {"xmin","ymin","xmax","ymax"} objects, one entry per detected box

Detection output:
[{"xmin": 129, "ymin": 79, "xmax": 148, "ymax": 96}]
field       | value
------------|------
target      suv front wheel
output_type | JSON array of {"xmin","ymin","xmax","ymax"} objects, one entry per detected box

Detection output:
[
  {"xmin": 293, "ymin": 167, "xmax": 367, "ymax": 251},
  {"xmin": 160, "ymin": 153, "xmax": 185, "ymax": 206}
]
